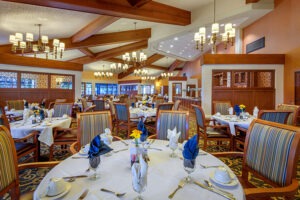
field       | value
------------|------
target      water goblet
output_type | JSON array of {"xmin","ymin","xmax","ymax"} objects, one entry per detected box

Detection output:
[
  {"xmin": 169, "ymin": 141, "xmax": 178, "ymax": 158},
  {"xmin": 132, "ymin": 163, "xmax": 147, "ymax": 200},
  {"xmin": 183, "ymin": 158, "xmax": 196, "ymax": 183},
  {"xmin": 89, "ymin": 156, "xmax": 101, "ymax": 180}
]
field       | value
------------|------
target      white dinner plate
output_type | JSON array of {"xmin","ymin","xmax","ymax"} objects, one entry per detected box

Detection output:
[
  {"xmin": 209, "ymin": 172, "xmax": 238, "ymax": 187},
  {"xmin": 79, "ymin": 149, "xmax": 88, "ymax": 156},
  {"xmin": 42, "ymin": 182, "xmax": 71, "ymax": 200}
]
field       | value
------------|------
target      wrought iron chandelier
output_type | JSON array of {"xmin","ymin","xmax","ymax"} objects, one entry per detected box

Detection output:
[
  {"xmin": 161, "ymin": 72, "xmax": 174, "ymax": 78},
  {"xmin": 194, "ymin": 0, "xmax": 235, "ymax": 53},
  {"xmin": 94, "ymin": 65, "xmax": 113, "ymax": 78},
  {"xmin": 122, "ymin": 51, "xmax": 147, "ymax": 67},
  {"xmin": 110, "ymin": 63, "xmax": 129, "ymax": 73},
  {"xmin": 134, "ymin": 69, "xmax": 148, "ymax": 76},
  {"xmin": 141, "ymin": 76, "xmax": 156, "ymax": 81},
  {"xmin": 9, "ymin": 24, "xmax": 65, "ymax": 59}
]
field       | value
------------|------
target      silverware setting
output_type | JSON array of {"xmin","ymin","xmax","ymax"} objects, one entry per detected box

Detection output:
[
  {"xmin": 120, "ymin": 140, "xmax": 129, "ymax": 146},
  {"xmin": 204, "ymin": 180, "xmax": 234, "ymax": 197},
  {"xmin": 113, "ymin": 148, "xmax": 128, "ymax": 153},
  {"xmin": 193, "ymin": 180, "xmax": 236, "ymax": 200},
  {"xmin": 168, "ymin": 179, "xmax": 185, "ymax": 199},
  {"xmin": 148, "ymin": 147, "xmax": 163, "ymax": 151},
  {"xmin": 31, "ymin": 123, "xmax": 41, "ymax": 128},
  {"xmin": 199, "ymin": 163, "xmax": 224, "ymax": 168},
  {"xmin": 61, "ymin": 175, "xmax": 88, "ymax": 180},
  {"xmin": 72, "ymin": 156, "xmax": 88, "ymax": 159},
  {"xmin": 100, "ymin": 188, "xmax": 126, "ymax": 197},
  {"xmin": 78, "ymin": 189, "xmax": 89, "ymax": 200}
]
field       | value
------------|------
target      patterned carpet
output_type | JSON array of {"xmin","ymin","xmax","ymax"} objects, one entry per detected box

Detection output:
[{"xmin": 4, "ymin": 113, "xmax": 300, "ymax": 199}]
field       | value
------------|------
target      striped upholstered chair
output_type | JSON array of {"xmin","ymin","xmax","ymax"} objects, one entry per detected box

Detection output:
[
  {"xmin": 52, "ymin": 103, "xmax": 73, "ymax": 118},
  {"xmin": 214, "ymin": 119, "xmax": 300, "ymax": 200},
  {"xmin": 212, "ymin": 100, "xmax": 232, "ymax": 115},
  {"xmin": 93, "ymin": 99, "xmax": 105, "ymax": 111},
  {"xmin": 276, "ymin": 104, "xmax": 300, "ymax": 126},
  {"xmin": 70, "ymin": 111, "xmax": 121, "ymax": 153},
  {"xmin": 149, "ymin": 110, "xmax": 189, "ymax": 143},
  {"xmin": 258, "ymin": 110, "xmax": 293, "ymax": 124},
  {"xmin": 6, "ymin": 100, "xmax": 24, "ymax": 110},
  {"xmin": 0, "ymin": 125, "xmax": 59, "ymax": 200},
  {"xmin": 192, "ymin": 104, "xmax": 232, "ymax": 151}
]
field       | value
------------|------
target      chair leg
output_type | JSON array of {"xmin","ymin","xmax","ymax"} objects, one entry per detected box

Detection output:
[{"xmin": 49, "ymin": 145, "xmax": 54, "ymax": 161}]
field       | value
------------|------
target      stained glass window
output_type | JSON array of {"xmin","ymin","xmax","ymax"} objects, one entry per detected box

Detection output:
[
  {"xmin": 0, "ymin": 72, "xmax": 17, "ymax": 88},
  {"xmin": 21, "ymin": 73, "xmax": 48, "ymax": 88}
]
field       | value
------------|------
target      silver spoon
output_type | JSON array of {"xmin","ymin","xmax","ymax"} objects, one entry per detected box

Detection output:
[
  {"xmin": 204, "ymin": 180, "xmax": 234, "ymax": 197},
  {"xmin": 100, "ymin": 188, "xmax": 126, "ymax": 197}
]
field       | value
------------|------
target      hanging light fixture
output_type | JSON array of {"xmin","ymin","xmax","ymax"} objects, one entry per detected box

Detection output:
[
  {"xmin": 161, "ymin": 72, "xmax": 174, "ymax": 78},
  {"xmin": 122, "ymin": 22, "xmax": 147, "ymax": 67},
  {"xmin": 110, "ymin": 63, "xmax": 129, "ymax": 73},
  {"xmin": 94, "ymin": 65, "xmax": 113, "ymax": 79},
  {"xmin": 9, "ymin": 24, "xmax": 65, "ymax": 59},
  {"xmin": 141, "ymin": 76, "xmax": 156, "ymax": 82},
  {"xmin": 134, "ymin": 69, "xmax": 149, "ymax": 76},
  {"xmin": 194, "ymin": 0, "xmax": 235, "ymax": 53}
]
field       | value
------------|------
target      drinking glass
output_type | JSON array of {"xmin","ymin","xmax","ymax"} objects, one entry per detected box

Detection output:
[
  {"xmin": 132, "ymin": 163, "xmax": 147, "ymax": 200},
  {"xmin": 183, "ymin": 158, "xmax": 196, "ymax": 183},
  {"xmin": 169, "ymin": 142, "xmax": 178, "ymax": 158},
  {"xmin": 89, "ymin": 156, "xmax": 101, "ymax": 180}
]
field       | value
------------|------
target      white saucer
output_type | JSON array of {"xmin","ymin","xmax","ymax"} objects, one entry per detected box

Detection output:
[
  {"xmin": 44, "ymin": 182, "xmax": 71, "ymax": 199},
  {"xmin": 209, "ymin": 172, "xmax": 238, "ymax": 187},
  {"xmin": 79, "ymin": 149, "xmax": 88, "ymax": 155}
]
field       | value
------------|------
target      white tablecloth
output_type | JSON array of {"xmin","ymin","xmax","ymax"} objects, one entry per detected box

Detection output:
[
  {"xmin": 10, "ymin": 117, "xmax": 72, "ymax": 146},
  {"xmin": 33, "ymin": 140, "xmax": 244, "ymax": 200},
  {"xmin": 6, "ymin": 109, "xmax": 23, "ymax": 117},
  {"xmin": 130, "ymin": 108, "xmax": 156, "ymax": 121},
  {"xmin": 212, "ymin": 115, "xmax": 254, "ymax": 135}
]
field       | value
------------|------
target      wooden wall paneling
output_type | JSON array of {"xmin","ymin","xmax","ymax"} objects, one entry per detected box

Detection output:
[
  {"xmin": 0, "ymin": 90, "xmax": 21, "ymax": 106},
  {"xmin": 49, "ymin": 90, "xmax": 74, "ymax": 103},
  {"xmin": 253, "ymin": 90, "xmax": 275, "ymax": 110},
  {"xmin": 232, "ymin": 90, "xmax": 253, "ymax": 111},
  {"xmin": 211, "ymin": 90, "xmax": 234, "ymax": 113},
  {"xmin": 19, "ymin": 89, "xmax": 49, "ymax": 104}
]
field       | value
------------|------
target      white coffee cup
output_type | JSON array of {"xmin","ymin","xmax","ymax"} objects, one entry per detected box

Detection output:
[
  {"xmin": 214, "ymin": 167, "xmax": 231, "ymax": 184},
  {"xmin": 46, "ymin": 178, "xmax": 67, "ymax": 196}
]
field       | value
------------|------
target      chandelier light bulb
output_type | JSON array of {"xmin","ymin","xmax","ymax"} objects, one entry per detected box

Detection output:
[
  {"xmin": 53, "ymin": 39, "xmax": 60, "ymax": 47},
  {"xmin": 9, "ymin": 35, "xmax": 16, "ymax": 43},
  {"xmin": 26, "ymin": 33, "xmax": 33, "ymax": 41},
  {"xmin": 212, "ymin": 23, "xmax": 219, "ymax": 34},
  {"xmin": 15, "ymin": 33, "xmax": 23, "ymax": 41}
]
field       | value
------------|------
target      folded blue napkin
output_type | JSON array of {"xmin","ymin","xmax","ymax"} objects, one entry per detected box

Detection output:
[
  {"xmin": 182, "ymin": 135, "xmax": 199, "ymax": 160},
  {"xmin": 137, "ymin": 120, "xmax": 148, "ymax": 142},
  {"xmin": 131, "ymin": 102, "xmax": 135, "ymax": 108},
  {"xmin": 88, "ymin": 135, "xmax": 113, "ymax": 158},
  {"xmin": 234, "ymin": 105, "xmax": 241, "ymax": 115}
]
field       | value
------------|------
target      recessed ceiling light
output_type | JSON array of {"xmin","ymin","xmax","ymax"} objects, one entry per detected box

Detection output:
[
  {"xmin": 170, "ymin": 45, "xmax": 174, "ymax": 48},
  {"xmin": 207, "ymin": 35, "xmax": 211, "ymax": 38},
  {"xmin": 174, "ymin": 37, "xmax": 178, "ymax": 41},
  {"xmin": 188, "ymin": 55, "xmax": 192, "ymax": 58},
  {"xmin": 167, "ymin": 51, "xmax": 170, "ymax": 53}
]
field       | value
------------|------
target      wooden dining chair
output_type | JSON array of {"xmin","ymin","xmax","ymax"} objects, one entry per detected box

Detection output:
[
  {"xmin": 69, "ymin": 111, "xmax": 122, "ymax": 154},
  {"xmin": 276, "ymin": 104, "xmax": 300, "ymax": 126},
  {"xmin": 52, "ymin": 103, "xmax": 73, "ymax": 118},
  {"xmin": 114, "ymin": 103, "xmax": 143, "ymax": 138},
  {"xmin": 214, "ymin": 119, "xmax": 300, "ymax": 200},
  {"xmin": 81, "ymin": 98, "xmax": 95, "ymax": 112},
  {"xmin": 234, "ymin": 110, "xmax": 294, "ymax": 152},
  {"xmin": 212, "ymin": 100, "xmax": 232, "ymax": 115},
  {"xmin": 93, "ymin": 99, "xmax": 105, "ymax": 111},
  {"xmin": 173, "ymin": 100, "xmax": 181, "ymax": 110},
  {"xmin": 0, "ymin": 106, "xmax": 39, "ymax": 163},
  {"xmin": 149, "ymin": 110, "xmax": 189, "ymax": 143},
  {"xmin": 0, "ymin": 125, "xmax": 59, "ymax": 200},
  {"xmin": 6, "ymin": 100, "xmax": 24, "ymax": 110},
  {"xmin": 192, "ymin": 104, "xmax": 233, "ymax": 151},
  {"xmin": 48, "ymin": 98, "xmax": 67, "ymax": 110}
]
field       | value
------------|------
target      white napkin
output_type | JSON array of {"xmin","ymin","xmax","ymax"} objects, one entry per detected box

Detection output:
[
  {"xmin": 142, "ymin": 95, "xmax": 147, "ymax": 101},
  {"xmin": 167, "ymin": 127, "xmax": 181, "ymax": 149},
  {"xmin": 23, "ymin": 108, "xmax": 30, "ymax": 124},
  {"xmin": 148, "ymin": 97, "xmax": 153, "ymax": 103},
  {"xmin": 100, "ymin": 128, "xmax": 113, "ymax": 146},
  {"xmin": 228, "ymin": 107, "xmax": 233, "ymax": 115},
  {"xmin": 131, "ymin": 154, "xmax": 148, "ymax": 193},
  {"xmin": 253, "ymin": 106, "xmax": 259, "ymax": 118},
  {"xmin": 47, "ymin": 109, "xmax": 54, "ymax": 118}
]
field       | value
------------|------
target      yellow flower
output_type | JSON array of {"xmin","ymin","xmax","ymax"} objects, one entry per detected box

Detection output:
[
  {"xmin": 239, "ymin": 104, "xmax": 246, "ymax": 110},
  {"xmin": 130, "ymin": 129, "xmax": 142, "ymax": 139}
]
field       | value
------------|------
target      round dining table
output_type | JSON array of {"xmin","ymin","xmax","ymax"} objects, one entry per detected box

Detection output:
[{"xmin": 33, "ymin": 140, "xmax": 245, "ymax": 200}]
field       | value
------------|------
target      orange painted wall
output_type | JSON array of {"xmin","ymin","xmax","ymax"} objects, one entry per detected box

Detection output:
[
  {"xmin": 243, "ymin": 0, "xmax": 300, "ymax": 103},
  {"xmin": 178, "ymin": 56, "xmax": 202, "ymax": 87}
]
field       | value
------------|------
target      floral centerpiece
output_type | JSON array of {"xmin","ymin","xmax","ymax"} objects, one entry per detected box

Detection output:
[
  {"xmin": 234, "ymin": 104, "xmax": 246, "ymax": 116},
  {"xmin": 239, "ymin": 104, "xmax": 246, "ymax": 112},
  {"xmin": 130, "ymin": 129, "xmax": 142, "ymax": 147}
]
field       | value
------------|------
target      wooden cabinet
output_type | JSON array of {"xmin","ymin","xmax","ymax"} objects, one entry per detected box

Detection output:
[{"xmin": 212, "ymin": 70, "xmax": 275, "ymax": 111}]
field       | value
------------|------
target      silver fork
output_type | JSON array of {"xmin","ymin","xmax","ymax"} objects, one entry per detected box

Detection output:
[
  {"xmin": 199, "ymin": 163, "xmax": 223, "ymax": 168},
  {"xmin": 100, "ymin": 188, "xmax": 126, "ymax": 197}
]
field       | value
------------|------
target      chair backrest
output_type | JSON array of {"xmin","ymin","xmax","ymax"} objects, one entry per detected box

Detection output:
[
  {"xmin": 55, "ymin": 99, "xmax": 67, "ymax": 103},
  {"xmin": 107, "ymin": 100, "xmax": 115, "ymax": 116},
  {"xmin": 93, "ymin": 99, "xmax": 105, "ymax": 111},
  {"xmin": 0, "ymin": 125, "xmax": 19, "ymax": 199},
  {"xmin": 156, "ymin": 103, "xmax": 174, "ymax": 116},
  {"xmin": 6, "ymin": 100, "xmax": 24, "ymax": 110},
  {"xmin": 81, "ymin": 98, "xmax": 88, "ymax": 111},
  {"xmin": 156, "ymin": 110, "xmax": 189, "ymax": 143},
  {"xmin": 212, "ymin": 100, "xmax": 231, "ymax": 115},
  {"xmin": 276, "ymin": 104, "xmax": 300, "ymax": 126},
  {"xmin": 244, "ymin": 119, "xmax": 300, "ymax": 186},
  {"xmin": 258, "ymin": 110, "xmax": 293, "ymax": 124},
  {"xmin": 77, "ymin": 111, "xmax": 112, "ymax": 147},
  {"xmin": 0, "ymin": 106, "xmax": 10, "ymax": 130},
  {"xmin": 173, "ymin": 100, "xmax": 181, "ymax": 110},
  {"xmin": 155, "ymin": 97, "xmax": 164, "ymax": 106},
  {"xmin": 192, "ymin": 104, "xmax": 205, "ymax": 130},
  {"xmin": 114, "ymin": 103, "xmax": 130, "ymax": 122},
  {"xmin": 52, "ymin": 103, "xmax": 73, "ymax": 118}
]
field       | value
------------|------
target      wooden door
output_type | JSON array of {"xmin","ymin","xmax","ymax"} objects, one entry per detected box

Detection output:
[{"xmin": 295, "ymin": 72, "xmax": 300, "ymax": 105}]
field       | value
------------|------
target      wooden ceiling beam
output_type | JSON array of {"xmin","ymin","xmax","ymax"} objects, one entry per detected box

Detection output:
[
  {"xmin": 2, "ymin": 0, "xmax": 191, "ymax": 26},
  {"xmin": 127, "ymin": 0, "xmax": 152, "ymax": 8},
  {"xmin": 0, "ymin": 53, "xmax": 83, "ymax": 71},
  {"xmin": 168, "ymin": 60, "xmax": 184, "ymax": 72},
  {"xmin": 78, "ymin": 48, "xmax": 95, "ymax": 58},
  {"xmin": 71, "ymin": 15, "xmax": 120, "ymax": 43},
  {"xmin": 246, "ymin": 0, "xmax": 260, "ymax": 3},
  {"xmin": 146, "ymin": 53, "xmax": 165, "ymax": 64},
  {"xmin": 0, "ymin": 28, "xmax": 151, "ymax": 54},
  {"xmin": 68, "ymin": 40, "xmax": 148, "ymax": 64}
]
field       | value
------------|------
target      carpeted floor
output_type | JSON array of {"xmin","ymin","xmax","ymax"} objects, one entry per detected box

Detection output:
[{"xmin": 6, "ymin": 113, "xmax": 300, "ymax": 199}]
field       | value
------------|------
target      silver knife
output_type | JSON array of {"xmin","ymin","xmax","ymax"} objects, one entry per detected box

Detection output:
[
  {"xmin": 78, "ymin": 189, "xmax": 89, "ymax": 200},
  {"xmin": 193, "ymin": 181, "xmax": 236, "ymax": 200},
  {"xmin": 62, "ymin": 175, "xmax": 88, "ymax": 179}
]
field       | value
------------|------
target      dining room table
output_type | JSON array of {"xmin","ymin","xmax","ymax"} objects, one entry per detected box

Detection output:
[
  {"xmin": 10, "ymin": 117, "xmax": 72, "ymax": 146},
  {"xmin": 33, "ymin": 139, "xmax": 244, "ymax": 200},
  {"xmin": 211, "ymin": 114, "xmax": 254, "ymax": 135},
  {"xmin": 130, "ymin": 107, "xmax": 157, "ymax": 122}
]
